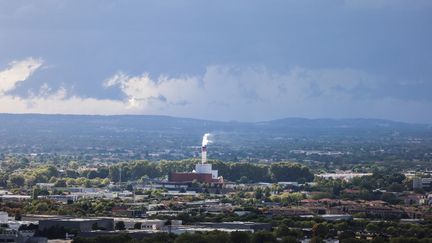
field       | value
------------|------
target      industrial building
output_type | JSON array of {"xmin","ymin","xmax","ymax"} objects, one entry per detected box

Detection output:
[
  {"xmin": 169, "ymin": 135, "xmax": 223, "ymax": 184},
  {"xmin": 38, "ymin": 218, "xmax": 114, "ymax": 232}
]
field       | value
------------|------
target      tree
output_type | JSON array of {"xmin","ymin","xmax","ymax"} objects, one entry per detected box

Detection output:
[
  {"xmin": 390, "ymin": 237, "xmax": 421, "ymax": 243},
  {"xmin": 371, "ymin": 236, "xmax": 387, "ymax": 243},
  {"xmin": 366, "ymin": 223, "xmax": 380, "ymax": 233},
  {"xmin": 281, "ymin": 236, "xmax": 299, "ymax": 243},
  {"xmin": 251, "ymin": 231, "xmax": 277, "ymax": 243},
  {"xmin": 8, "ymin": 174, "xmax": 25, "ymax": 188},
  {"xmin": 115, "ymin": 221, "xmax": 125, "ymax": 231},
  {"xmin": 0, "ymin": 172, "xmax": 9, "ymax": 187},
  {"xmin": 230, "ymin": 231, "xmax": 250, "ymax": 243},
  {"xmin": 255, "ymin": 188, "xmax": 263, "ymax": 199},
  {"xmin": 339, "ymin": 231, "xmax": 356, "ymax": 241},
  {"xmin": 134, "ymin": 222, "xmax": 142, "ymax": 229},
  {"xmin": 264, "ymin": 187, "xmax": 271, "ymax": 198},
  {"xmin": 69, "ymin": 161, "xmax": 79, "ymax": 170},
  {"xmin": 141, "ymin": 233, "xmax": 175, "ymax": 243},
  {"xmin": 239, "ymin": 176, "xmax": 249, "ymax": 184},
  {"xmin": 386, "ymin": 226, "xmax": 398, "ymax": 236},
  {"xmin": 275, "ymin": 225, "xmax": 291, "ymax": 238},
  {"xmin": 54, "ymin": 179, "xmax": 67, "ymax": 187},
  {"xmin": 73, "ymin": 234, "xmax": 132, "ymax": 243},
  {"xmin": 174, "ymin": 232, "xmax": 206, "ymax": 243},
  {"xmin": 270, "ymin": 163, "xmax": 314, "ymax": 182},
  {"xmin": 312, "ymin": 223, "xmax": 329, "ymax": 238},
  {"xmin": 387, "ymin": 183, "xmax": 404, "ymax": 192},
  {"xmin": 205, "ymin": 231, "xmax": 231, "ymax": 243},
  {"xmin": 341, "ymin": 238, "xmax": 368, "ymax": 243},
  {"xmin": 310, "ymin": 237, "xmax": 324, "ymax": 243}
]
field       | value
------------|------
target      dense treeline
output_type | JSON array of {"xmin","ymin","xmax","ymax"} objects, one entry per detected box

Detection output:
[
  {"xmin": 71, "ymin": 223, "xmax": 432, "ymax": 243},
  {"xmin": 310, "ymin": 171, "xmax": 416, "ymax": 204},
  {"xmin": 211, "ymin": 161, "xmax": 314, "ymax": 183},
  {"xmin": 0, "ymin": 159, "xmax": 313, "ymax": 189},
  {"xmin": 103, "ymin": 160, "xmax": 313, "ymax": 183}
]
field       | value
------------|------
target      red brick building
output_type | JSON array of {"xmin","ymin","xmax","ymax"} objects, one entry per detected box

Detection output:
[{"xmin": 170, "ymin": 172, "xmax": 219, "ymax": 183}]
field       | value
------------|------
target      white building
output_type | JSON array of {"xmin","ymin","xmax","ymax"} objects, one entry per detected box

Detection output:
[{"xmin": 195, "ymin": 164, "xmax": 218, "ymax": 180}]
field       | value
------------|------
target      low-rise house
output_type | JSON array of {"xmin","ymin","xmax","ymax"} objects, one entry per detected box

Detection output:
[
  {"xmin": 0, "ymin": 194, "xmax": 31, "ymax": 202},
  {"xmin": 401, "ymin": 194, "xmax": 427, "ymax": 205},
  {"xmin": 111, "ymin": 207, "xmax": 143, "ymax": 218},
  {"xmin": 35, "ymin": 183, "xmax": 55, "ymax": 190},
  {"xmin": 413, "ymin": 177, "xmax": 432, "ymax": 189},
  {"xmin": 319, "ymin": 214, "xmax": 353, "ymax": 221},
  {"xmin": 195, "ymin": 221, "xmax": 271, "ymax": 232},
  {"xmin": 265, "ymin": 207, "xmax": 312, "ymax": 216},
  {"xmin": 42, "ymin": 194, "xmax": 78, "ymax": 204}
]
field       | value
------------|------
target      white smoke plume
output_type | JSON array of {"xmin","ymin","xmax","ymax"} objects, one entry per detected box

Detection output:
[{"xmin": 202, "ymin": 133, "xmax": 212, "ymax": 147}]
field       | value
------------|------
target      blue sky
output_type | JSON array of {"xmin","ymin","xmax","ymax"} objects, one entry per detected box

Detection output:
[{"xmin": 0, "ymin": 0, "xmax": 431, "ymax": 123}]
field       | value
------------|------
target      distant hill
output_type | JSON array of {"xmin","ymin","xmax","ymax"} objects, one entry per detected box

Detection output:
[{"xmin": 0, "ymin": 113, "xmax": 430, "ymax": 155}]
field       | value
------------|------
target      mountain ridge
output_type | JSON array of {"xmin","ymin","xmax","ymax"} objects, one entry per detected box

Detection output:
[{"xmin": 0, "ymin": 113, "xmax": 429, "ymax": 127}]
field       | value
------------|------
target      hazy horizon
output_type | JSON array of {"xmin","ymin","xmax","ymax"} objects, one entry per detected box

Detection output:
[{"xmin": 1, "ymin": 112, "xmax": 431, "ymax": 126}]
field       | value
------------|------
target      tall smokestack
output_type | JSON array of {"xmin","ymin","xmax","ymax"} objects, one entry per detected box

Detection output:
[
  {"xmin": 201, "ymin": 133, "xmax": 211, "ymax": 164},
  {"xmin": 202, "ymin": 145, "xmax": 207, "ymax": 164}
]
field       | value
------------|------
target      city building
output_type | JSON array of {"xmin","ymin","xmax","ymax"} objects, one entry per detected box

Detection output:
[
  {"xmin": 39, "ymin": 218, "xmax": 114, "ymax": 232},
  {"xmin": 170, "ymin": 143, "xmax": 223, "ymax": 184},
  {"xmin": 413, "ymin": 177, "xmax": 432, "ymax": 189}
]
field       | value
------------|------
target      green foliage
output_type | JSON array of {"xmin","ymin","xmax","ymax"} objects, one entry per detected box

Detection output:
[
  {"xmin": 390, "ymin": 237, "xmax": 422, "ymax": 243},
  {"xmin": 230, "ymin": 231, "xmax": 251, "ymax": 243},
  {"xmin": 54, "ymin": 179, "xmax": 67, "ymax": 187},
  {"xmin": 312, "ymin": 223, "xmax": 329, "ymax": 238},
  {"xmin": 351, "ymin": 172, "xmax": 406, "ymax": 191},
  {"xmin": 7, "ymin": 174, "xmax": 25, "ymax": 188},
  {"xmin": 280, "ymin": 236, "xmax": 299, "ymax": 243},
  {"xmin": 270, "ymin": 163, "xmax": 314, "ymax": 182},
  {"xmin": 134, "ymin": 222, "xmax": 142, "ymax": 229},
  {"xmin": 371, "ymin": 236, "xmax": 387, "ymax": 243},
  {"xmin": 48, "ymin": 159, "xmax": 315, "ymax": 184},
  {"xmin": 341, "ymin": 239, "xmax": 368, "ymax": 243},
  {"xmin": 366, "ymin": 222, "xmax": 380, "ymax": 233},
  {"xmin": 73, "ymin": 234, "xmax": 132, "ymax": 243},
  {"xmin": 2, "ymin": 158, "xmax": 315, "ymax": 188},
  {"xmin": 251, "ymin": 231, "xmax": 277, "ymax": 243},
  {"xmin": 274, "ymin": 224, "xmax": 303, "ymax": 240},
  {"xmin": 310, "ymin": 237, "xmax": 324, "ymax": 243},
  {"xmin": 338, "ymin": 231, "xmax": 356, "ymax": 241},
  {"xmin": 115, "ymin": 221, "xmax": 125, "ymax": 230},
  {"xmin": 270, "ymin": 192, "xmax": 304, "ymax": 204},
  {"xmin": 174, "ymin": 230, "xmax": 230, "ymax": 243}
]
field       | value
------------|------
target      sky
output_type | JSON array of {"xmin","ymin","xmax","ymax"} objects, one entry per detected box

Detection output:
[{"xmin": 0, "ymin": 0, "xmax": 431, "ymax": 123}]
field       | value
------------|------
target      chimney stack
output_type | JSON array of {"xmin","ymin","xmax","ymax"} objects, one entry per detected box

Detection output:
[{"xmin": 201, "ymin": 145, "xmax": 207, "ymax": 164}]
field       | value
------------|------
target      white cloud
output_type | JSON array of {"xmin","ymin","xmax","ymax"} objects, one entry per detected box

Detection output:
[
  {"xmin": 0, "ymin": 57, "xmax": 43, "ymax": 94},
  {"xmin": 104, "ymin": 71, "xmax": 201, "ymax": 109},
  {"xmin": 100, "ymin": 65, "xmax": 381, "ymax": 121},
  {"xmin": 0, "ymin": 57, "xmax": 130, "ymax": 115},
  {"xmin": 105, "ymin": 65, "xmax": 431, "ymax": 123},
  {"xmin": 0, "ymin": 57, "xmax": 431, "ymax": 123},
  {"xmin": 0, "ymin": 94, "xmax": 127, "ymax": 115}
]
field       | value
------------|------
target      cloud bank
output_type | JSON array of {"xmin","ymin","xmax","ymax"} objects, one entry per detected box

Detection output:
[
  {"xmin": 0, "ymin": 57, "xmax": 431, "ymax": 123},
  {"xmin": 0, "ymin": 58, "xmax": 126, "ymax": 114}
]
